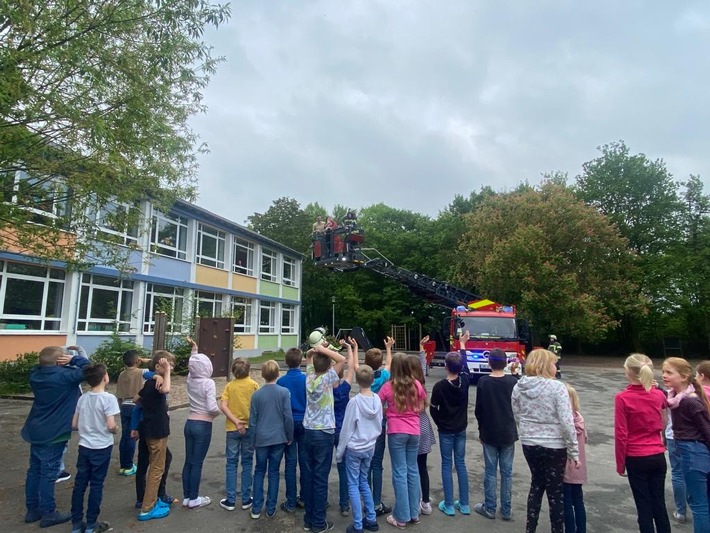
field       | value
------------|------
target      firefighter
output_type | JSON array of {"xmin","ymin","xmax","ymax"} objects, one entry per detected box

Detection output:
[{"xmin": 549, "ymin": 334, "xmax": 562, "ymax": 378}]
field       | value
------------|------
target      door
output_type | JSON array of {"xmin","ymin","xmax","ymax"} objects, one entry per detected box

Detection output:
[{"xmin": 196, "ymin": 317, "xmax": 234, "ymax": 377}]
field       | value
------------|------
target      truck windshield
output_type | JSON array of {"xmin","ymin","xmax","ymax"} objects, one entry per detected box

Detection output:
[{"xmin": 461, "ymin": 316, "xmax": 517, "ymax": 340}]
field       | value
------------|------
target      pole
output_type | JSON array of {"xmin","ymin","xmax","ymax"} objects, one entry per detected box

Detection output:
[{"xmin": 331, "ymin": 296, "xmax": 336, "ymax": 335}]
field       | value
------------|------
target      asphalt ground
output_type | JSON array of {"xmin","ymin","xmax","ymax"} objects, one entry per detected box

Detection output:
[{"xmin": 0, "ymin": 360, "xmax": 689, "ymax": 533}]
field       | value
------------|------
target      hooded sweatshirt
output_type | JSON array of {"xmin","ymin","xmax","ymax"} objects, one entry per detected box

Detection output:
[
  {"xmin": 187, "ymin": 353, "xmax": 220, "ymax": 422},
  {"xmin": 511, "ymin": 376, "xmax": 579, "ymax": 461},
  {"xmin": 335, "ymin": 392, "xmax": 383, "ymax": 462}
]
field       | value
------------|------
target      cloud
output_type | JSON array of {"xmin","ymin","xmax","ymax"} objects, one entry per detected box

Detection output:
[{"xmin": 189, "ymin": 0, "xmax": 710, "ymax": 224}]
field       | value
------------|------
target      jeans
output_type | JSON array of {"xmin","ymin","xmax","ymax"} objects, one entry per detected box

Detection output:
[
  {"xmin": 136, "ymin": 439, "xmax": 172, "ymax": 503},
  {"xmin": 482, "ymin": 442, "xmax": 514, "ymax": 517},
  {"xmin": 625, "ymin": 453, "xmax": 671, "ymax": 533},
  {"xmin": 388, "ymin": 433, "xmax": 420, "ymax": 523},
  {"xmin": 522, "ymin": 445, "xmax": 567, "ymax": 533},
  {"xmin": 368, "ymin": 421, "xmax": 387, "ymax": 506},
  {"xmin": 439, "ymin": 431, "xmax": 469, "ymax": 507},
  {"xmin": 346, "ymin": 448, "xmax": 376, "ymax": 530},
  {"xmin": 676, "ymin": 440, "xmax": 710, "ymax": 533},
  {"xmin": 563, "ymin": 483, "xmax": 586, "ymax": 533},
  {"xmin": 253, "ymin": 444, "xmax": 285, "ymax": 515},
  {"xmin": 302, "ymin": 429, "xmax": 334, "ymax": 528},
  {"xmin": 666, "ymin": 439, "xmax": 687, "ymax": 517},
  {"xmin": 284, "ymin": 421, "xmax": 306, "ymax": 508},
  {"xmin": 182, "ymin": 420, "xmax": 213, "ymax": 500},
  {"xmin": 225, "ymin": 429, "xmax": 254, "ymax": 505},
  {"xmin": 334, "ymin": 433, "xmax": 349, "ymax": 510},
  {"xmin": 119, "ymin": 404, "xmax": 137, "ymax": 469},
  {"xmin": 25, "ymin": 441, "xmax": 66, "ymax": 516},
  {"xmin": 71, "ymin": 445, "xmax": 112, "ymax": 529}
]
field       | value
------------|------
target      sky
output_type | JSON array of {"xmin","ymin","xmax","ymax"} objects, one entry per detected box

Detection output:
[{"xmin": 188, "ymin": 0, "xmax": 710, "ymax": 226}]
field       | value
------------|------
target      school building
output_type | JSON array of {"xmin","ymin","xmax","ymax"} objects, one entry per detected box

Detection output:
[{"xmin": 0, "ymin": 190, "xmax": 302, "ymax": 361}]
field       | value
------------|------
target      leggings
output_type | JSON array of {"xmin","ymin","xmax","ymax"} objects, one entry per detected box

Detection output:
[
  {"xmin": 522, "ymin": 445, "xmax": 567, "ymax": 533},
  {"xmin": 417, "ymin": 453, "xmax": 430, "ymax": 503},
  {"xmin": 625, "ymin": 453, "xmax": 671, "ymax": 533}
]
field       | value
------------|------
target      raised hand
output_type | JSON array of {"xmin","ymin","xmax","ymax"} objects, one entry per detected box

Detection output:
[
  {"xmin": 419, "ymin": 335, "xmax": 430, "ymax": 347},
  {"xmin": 460, "ymin": 330, "xmax": 471, "ymax": 344},
  {"xmin": 384, "ymin": 336, "xmax": 395, "ymax": 349}
]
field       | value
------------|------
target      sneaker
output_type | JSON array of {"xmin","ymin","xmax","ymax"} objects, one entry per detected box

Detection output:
[
  {"xmin": 40, "ymin": 511, "xmax": 71, "ymax": 528},
  {"xmin": 303, "ymin": 524, "xmax": 312, "ymax": 531},
  {"xmin": 55, "ymin": 471, "xmax": 72, "ymax": 484},
  {"xmin": 24, "ymin": 509, "xmax": 42, "ymax": 523},
  {"xmin": 182, "ymin": 498, "xmax": 190, "ymax": 507},
  {"xmin": 672, "ymin": 512, "xmax": 687, "ymax": 524},
  {"xmin": 296, "ymin": 498, "xmax": 306, "ymax": 509},
  {"xmin": 250, "ymin": 510, "xmax": 261, "ymax": 519},
  {"xmin": 347, "ymin": 524, "xmax": 364, "ymax": 533},
  {"xmin": 280, "ymin": 502, "xmax": 296, "ymax": 513},
  {"xmin": 266, "ymin": 508, "xmax": 276, "ymax": 518},
  {"xmin": 138, "ymin": 505, "xmax": 170, "ymax": 521},
  {"xmin": 363, "ymin": 519, "xmax": 380, "ymax": 532},
  {"xmin": 71, "ymin": 523, "xmax": 85, "ymax": 533},
  {"xmin": 438, "ymin": 501, "xmax": 455, "ymax": 517},
  {"xmin": 341, "ymin": 506, "xmax": 351, "ymax": 517},
  {"xmin": 455, "ymin": 501, "xmax": 471, "ymax": 515},
  {"xmin": 420, "ymin": 501, "xmax": 432, "ymax": 515},
  {"xmin": 473, "ymin": 503, "xmax": 494, "ymax": 519},
  {"xmin": 313, "ymin": 522, "xmax": 335, "ymax": 533},
  {"xmin": 85, "ymin": 522, "xmax": 112, "ymax": 533},
  {"xmin": 241, "ymin": 497, "xmax": 253, "ymax": 510},
  {"xmin": 121, "ymin": 464, "xmax": 137, "ymax": 476},
  {"xmin": 220, "ymin": 499, "xmax": 236, "ymax": 511},
  {"xmin": 188, "ymin": 496, "xmax": 212, "ymax": 509},
  {"xmin": 500, "ymin": 511, "xmax": 512, "ymax": 521},
  {"xmin": 375, "ymin": 503, "xmax": 392, "ymax": 517}
]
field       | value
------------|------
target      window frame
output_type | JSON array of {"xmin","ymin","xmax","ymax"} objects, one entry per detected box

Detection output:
[
  {"xmin": 194, "ymin": 290, "xmax": 223, "ymax": 318},
  {"xmin": 259, "ymin": 300, "xmax": 276, "ymax": 334},
  {"xmin": 281, "ymin": 303, "xmax": 296, "ymax": 334},
  {"xmin": 150, "ymin": 211, "xmax": 189, "ymax": 260},
  {"xmin": 89, "ymin": 200, "xmax": 139, "ymax": 246},
  {"xmin": 231, "ymin": 296, "xmax": 254, "ymax": 334},
  {"xmin": 77, "ymin": 274, "xmax": 134, "ymax": 333},
  {"xmin": 143, "ymin": 283, "xmax": 185, "ymax": 333},
  {"xmin": 1, "ymin": 170, "xmax": 71, "ymax": 225},
  {"xmin": 282, "ymin": 256, "xmax": 297, "ymax": 287},
  {"xmin": 196, "ymin": 223, "xmax": 226, "ymax": 269},
  {"xmin": 0, "ymin": 260, "xmax": 65, "ymax": 331},
  {"xmin": 233, "ymin": 238, "xmax": 255, "ymax": 276},
  {"xmin": 261, "ymin": 248, "xmax": 278, "ymax": 282}
]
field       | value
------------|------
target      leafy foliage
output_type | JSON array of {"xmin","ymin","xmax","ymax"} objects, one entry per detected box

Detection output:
[
  {"xmin": 92, "ymin": 333, "xmax": 149, "ymax": 380},
  {"xmin": 0, "ymin": 352, "xmax": 39, "ymax": 394}
]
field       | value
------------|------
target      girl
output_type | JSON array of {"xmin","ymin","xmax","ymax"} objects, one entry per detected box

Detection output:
[
  {"xmin": 696, "ymin": 360, "xmax": 710, "ymax": 397},
  {"xmin": 182, "ymin": 337, "xmax": 220, "ymax": 509},
  {"xmin": 614, "ymin": 354, "xmax": 670, "ymax": 533},
  {"xmin": 563, "ymin": 384, "xmax": 587, "ymax": 533},
  {"xmin": 378, "ymin": 352, "xmax": 426, "ymax": 529},
  {"xmin": 662, "ymin": 357, "xmax": 710, "ymax": 533},
  {"xmin": 512, "ymin": 349, "xmax": 578, "ymax": 533}
]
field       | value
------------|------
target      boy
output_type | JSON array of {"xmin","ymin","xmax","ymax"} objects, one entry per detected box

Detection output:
[
  {"xmin": 219, "ymin": 357, "xmax": 260, "ymax": 511},
  {"xmin": 366, "ymin": 336, "xmax": 394, "ymax": 516},
  {"xmin": 277, "ymin": 347, "xmax": 307, "ymax": 512},
  {"xmin": 336, "ymin": 364, "xmax": 383, "ymax": 533},
  {"xmin": 302, "ymin": 341, "xmax": 347, "ymax": 533},
  {"xmin": 249, "ymin": 360, "xmax": 294, "ymax": 519},
  {"xmin": 334, "ymin": 338, "xmax": 358, "ymax": 517},
  {"xmin": 22, "ymin": 345, "xmax": 90, "ymax": 528},
  {"xmin": 430, "ymin": 331, "xmax": 472, "ymax": 516},
  {"xmin": 136, "ymin": 351, "xmax": 174, "ymax": 521},
  {"xmin": 473, "ymin": 347, "xmax": 519, "ymax": 521},
  {"xmin": 70, "ymin": 363, "xmax": 121, "ymax": 533}
]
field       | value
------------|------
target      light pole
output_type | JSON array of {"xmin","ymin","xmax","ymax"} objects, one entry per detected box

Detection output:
[{"xmin": 331, "ymin": 296, "xmax": 336, "ymax": 336}]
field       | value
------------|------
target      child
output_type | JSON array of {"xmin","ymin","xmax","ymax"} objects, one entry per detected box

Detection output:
[
  {"xmin": 277, "ymin": 348, "xmax": 307, "ymax": 512},
  {"xmin": 366, "ymin": 337, "xmax": 395, "ymax": 516},
  {"xmin": 219, "ymin": 357, "xmax": 259, "ymax": 511},
  {"xmin": 473, "ymin": 347, "xmax": 518, "ymax": 521},
  {"xmin": 334, "ymin": 338, "xmax": 357, "ymax": 517},
  {"xmin": 697, "ymin": 360, "xmax": 710, "ymax": 396},
  {"xmin": 302, "ymin": 341, "xmax": 346, "ymax": 533},
  {"xmin": 379, "ymin": 352, "xmax": 426, "ymax": 528},
  {"xmin": 137, "ymin": 352, "xmax": 174, "ymax": 521},
  {"xmin": 336, "ymin": 364, "xmax": 383, "ymax": 533},
  {"xmin": 249, "ymin": 360, "xmax": 294, "ymax": 519},
  {"xmin": 22, "ymin": 345, "xmax": 90, "ymax": 527},
  {"xmin": 116, "ymin": 350, "xmax": 152, "ymax": 476},
  {"xmin": 181, "ymin": 337, "xmax": 220, "ymax": 509},
  {"xmin": 562, "ymin": 384, "xmax": 588, "ymax": 533},
  {"xmin": 70, "ymin": 363, "xmax": 121, "ymax": 533}
]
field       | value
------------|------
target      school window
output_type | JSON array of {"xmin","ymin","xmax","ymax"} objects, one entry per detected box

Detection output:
[
  {"xmin": 197, "ymin": 223, "xmax": 226, "ymax": 269},
  {"xmin": 1, "ymin": 171, "xmax": 70, "ymax": 226},
  {"xmin": 233, "ymin": 238, "xmax": 255, "ymax": 276},
  {"xmin": 143, "ymin": 283, "xmax": 184, "ymax": 333},
  {"xmin": 195, "ymin": 290, "xmax": 223, "ymax": 318},
  {"xmin": 0, "ymin": 261, "xmax": 64, "ymax": 331},
  {"xmin": 89, "ymin": 201, "xmax": 139, "ymax": 246},
  {"xmin": 77, "ymin": 275, "xmax": 134, "ymax": 332},
  {"xmin": 261, "ymin": 248, "xmax": 277, "ymax": 282},
  {"xmin": 259, "ymin": 301, "xmax": 276, "ymax": 333},
  {"xmin": 281, "ymin": 304, "xmax": 296, "ymax": 334},
  {"xmin": 150, "ymin": 211, "xmax": 188, "ymax": 260},
  {"xmin": 232, "ymin": 297, "xmax": 254, "ymax": 334},
  {"xmin": 282, "ymin": 257, "xmax": 297, "ymax": 287}
]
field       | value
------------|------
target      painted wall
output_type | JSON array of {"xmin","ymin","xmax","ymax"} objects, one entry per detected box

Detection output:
[
  {"xmin": 282, "ymin": 286, "xmax": 299, "ymax": 300},
  {"xmin": 259, "ymin": 281, "xmax": 280, "ymax": 298},
  {"xmin": 195, "ymin": 265, "xmax": 229, "ymax": 289},
  {"xmin": 0, "ymin": 335, "xmax": 68, "ymax": 361},
  {"xmin": 281, "ymin": 335, "xmax": 298, "ymax": 348},
  {"xmin": 258, "ymin": 335, "xmax": 280, "ymax": 350},
  {"xmin": 148, "ymin": 255, "xmax": 192, "ymax": 283},
  {"xmin": 236, "ymin": 335, "xmax": 255, "ymax": 350},
  {"xmin": 232, "ymin": 273, "xmax": 257, "ymax": 293}
]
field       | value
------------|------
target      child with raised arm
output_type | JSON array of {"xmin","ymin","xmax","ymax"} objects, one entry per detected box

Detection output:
[
  {"xmin": 334, "ymin": 337, "xmax": 358, "ymax": 517},
  {"xmin": 70, "ymin": 363, "xmax": 120, "ymax": 533}
]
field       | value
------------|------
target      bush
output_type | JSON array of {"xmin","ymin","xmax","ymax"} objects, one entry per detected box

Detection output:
[
  {"xmin": 0, "ymin": 351, "xmax": 39, "ymax": 394},
  {"xmin": 165, "ymin": 336, "xmax": 192, "ymax": 376},
  {"xmin": 92, "ymin": 334, "xmax": 149, "ymax": 380}
]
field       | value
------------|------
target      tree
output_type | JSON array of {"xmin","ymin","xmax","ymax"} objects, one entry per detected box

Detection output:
[{"xmin": 0, "ymin": 0, "xmax": 230, "ymax": 265}]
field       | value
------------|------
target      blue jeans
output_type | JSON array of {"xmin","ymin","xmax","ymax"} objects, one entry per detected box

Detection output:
[
  {"xmin": 346, "ymin": 448, "xmax": 376, "ymax": 530},
  {"xmin": 225, "ymin": 429, "xmax": 254, "ymax": 504},
  {"xmin": 439, "ymin": 431, "xmax": 469, "ymax": 507},
  {"xmin": 563, "ymin": 483, "xmax": 586, "ymax": 533},
  {"xmin": 334, "ymin": 433, "xmax": 349, "ymax": 510},
  {"xmin": 71, "ymin": 445, "xmax": 112, "ymax": 529},
  {"xmin": 25, "ymin": 441, "xmax": 66, "ymax": 516},
  {"xmin": 182, "ymin": 420, "xmax": 213, "ymax": 500},
  {"xmin": 302, "ymin": 429, "xmax": 334, "ymax": 529},
  {"xmin": 284, "ymin": 421, "xmax": 306, "ymax": 508},
  {"xmin": 677, "ymin": 440, "xmax": 710, "ymax": 533},
  {"xmin": 119, "ymin": 404, "xmax": 137, "ymax": 469},
  {"xmin": 253, "ymin": 444, "xmax": 285, "ymax": 515},
  {"xmin": 388, "ymin": 433, "xmax": 420, "ymax": 523},
  {"xmin": 482, "ymin": 442, "xmax": 514, "ymax": 516},
  {"xmin": 368, "ymin": 421, "xmax": 387, "ymax": 506},
  {"xmin": 667, "ymin": 439, "xmax": 687, "ymax": 516}
]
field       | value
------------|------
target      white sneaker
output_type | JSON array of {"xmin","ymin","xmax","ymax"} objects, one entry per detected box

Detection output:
[
  {"xmin": 420, "ymin": 501, "xmax": 432, "ymax": 515},
  {"xmin": 672, "ymin": 512, "xmax": 687, "ymax": 524},
  {"xmin": 188, "ymin": 496, "xmax": 212, "ymax": 509}
]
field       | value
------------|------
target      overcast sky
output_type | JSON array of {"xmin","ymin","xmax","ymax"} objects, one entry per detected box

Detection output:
[{"xmin": 189, "ymin": 0, "xmax": 710, "ymax": 225}]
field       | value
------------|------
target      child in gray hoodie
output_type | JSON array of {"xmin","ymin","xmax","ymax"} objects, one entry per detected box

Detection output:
[{"xmin": 336, "ymin": 365, "xmax": 383, "ymax": 533}]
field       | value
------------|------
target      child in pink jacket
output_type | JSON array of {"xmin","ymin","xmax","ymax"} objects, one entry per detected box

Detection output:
[{"xmin": 563, "ymin": 385, "xmax": 587, "ymax": 533}]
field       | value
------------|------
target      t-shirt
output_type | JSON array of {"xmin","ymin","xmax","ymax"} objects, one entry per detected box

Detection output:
[
  {"xmin": 371, "ymin": 368, "xmax": 390, "ymax": 394},
  {"xmin": 75, "ymin": 391, "xmax": 120, "ymax": 449},
  {"xmin": 116, "ymin": 367, "xmax": 149, "ymax": 402},
  {"xmin": 304, "ymin": 366, "xmax": 340, "ymax": 432},
  {"xmin": 139, "ymin": 379, "xmax": 170, "ymax": 439},
  {"xmin": 333, "ymin": 381, "xmax": 352, "ymax": 433},
  {"xmin": 474, "ymin": 374, "xmax": 518, "ymax": 446},
  {"xmin": 221, "ymin": 377, "xmax": 260, "ymax": 431},
  {"xmin": 378, "ymin": 380, "xmax": 426, "ymax": 435}
]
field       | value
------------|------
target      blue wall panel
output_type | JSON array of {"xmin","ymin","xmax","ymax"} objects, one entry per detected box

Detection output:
[{"xmin": 147, "ymin": 255, "xmax": 191, "ymax": 283}]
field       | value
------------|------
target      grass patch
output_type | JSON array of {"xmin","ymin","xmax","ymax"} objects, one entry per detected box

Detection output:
[{"xmin": 247, "ymin": 350, "xmax": 286, "ymax": 364}]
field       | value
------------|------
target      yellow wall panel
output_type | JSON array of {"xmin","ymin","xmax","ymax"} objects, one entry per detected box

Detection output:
[
  {"xmin": 236, "ymin": 335, "xmax": 255, "ymax": 350},
  {"xmin": 231, "ymin": 274, "xmax": 257, "ymax": 293},
  {"xmin": 195, "ymin": 265, "xmax": 229, "ymax": 288}
]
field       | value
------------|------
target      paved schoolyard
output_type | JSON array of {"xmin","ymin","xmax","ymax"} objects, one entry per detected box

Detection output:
[{"xmin": 0, "ymin": 359, "xmax": 687, "ymax": 532}]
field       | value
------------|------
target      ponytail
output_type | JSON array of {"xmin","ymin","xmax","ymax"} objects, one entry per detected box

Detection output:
[
  {"xmin": 638, "ymin": 364, "xmax": 654, "ymax": 392},
  {"xmin": 624, "ymin": 353, "xmax": 655, "ymax": 392}
]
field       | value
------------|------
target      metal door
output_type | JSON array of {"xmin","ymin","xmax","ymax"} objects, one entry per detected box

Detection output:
[{"xmin": 195, "ymin": 317, "xmax": 234, "ymax": 377}]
